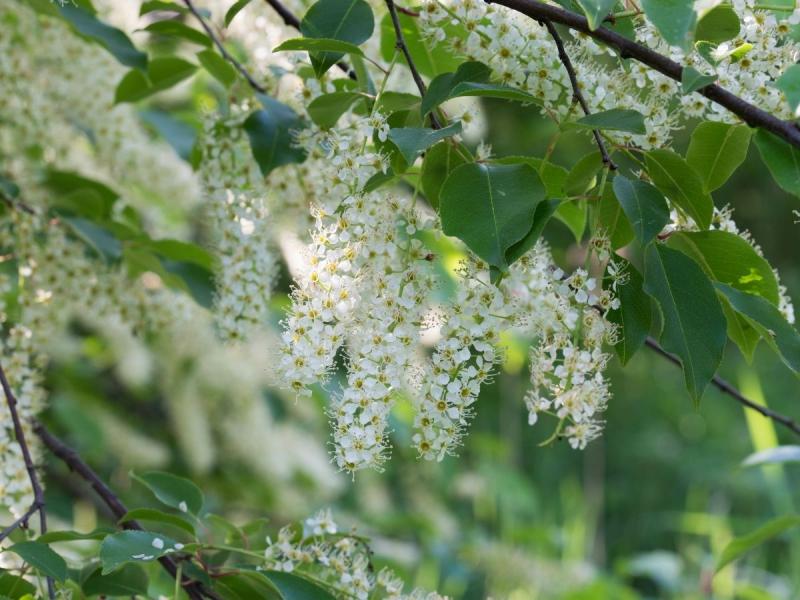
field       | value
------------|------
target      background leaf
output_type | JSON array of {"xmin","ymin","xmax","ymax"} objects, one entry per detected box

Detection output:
[
  {"xmin": 716, "ymin": 516, "xmax": 800, "ymax": 572},
  {"xmin": 244, "ymin": 94, "xmax": 307, "ymax": 177}
]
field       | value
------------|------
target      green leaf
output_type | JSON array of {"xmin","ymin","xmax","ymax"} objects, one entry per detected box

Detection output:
[
  {"xmin": 420, "ymin": 141, "xmax": 468, "ymax": 210},
  {"xmin": 565, "ymin": 152, "xmax": 603, "ymax": 196},
  {"xmin": 440, "ymin": 162, "xmax": 546, "ymax": 269},
  {"xmin": 596, "ymin": 185, "xmax": 634, "ymax": 249},
  {"xmin": 573, "ymin": 109, "xmax": 647, "ymax": 135},
  {"xmin": 505, "ymin": 200, "xmax": 559, "ymax": 265},
  {"xmin": 264, "ymin": 570, "xmax": 337, "ymax": 600},
  {"xmin": 0, "ymin": 174, "xmax": 19, "ymax": 202},
  {"xmin": 273, "ymin": 37, "xmax": 365, "ymax": 57},
  {"xmin": 608, "ymin": 259, "xmax": 652, "ymax": 365},
  {"xmin": 38, "ymin": 529, "xmax": 113, "ymax": 543},
  {"xmin": 643, "ymin": 244, "xmax": 727, "ymax": 403},
  {"xmin": 144, "ymin": 20, "xmax": 211, "ymax": 47},
  {"xmin": 494, "ymin": 156, "xmax": 569, "ymax": 198},
  {"xmin": 720, "ymin": 298, "xmax": 762, "ymax": 362},
  {"xmin": 0, "ymin": 572, "xmax": 36, "ymax": 599},
  {"xmin": 307, "ymin": 91, "xmax": 364, "ymax": 128},
  {"xmin": 667, "ymin": 231, "xmax": 779, "ymax": 304},
  {"xmin": 645, "ymin": 149, "xmax": 713, "ymax": 229},
  {"xmin": 742, "ymin": 446, "xmax": 800, "ymax": 467},
  {"xmin": 686, "ymin": 122, "xmax": 751, "ymax": 192},
  {"xmin": 99, "ymin": 531, "xmax": 182, "ymax": 574},
  {"xmin": 716, "ymin": 515, "xmax": 800, "ymax": 572},
  {"xmin": 680, "ymin": 66, "xmax": 716, "ymax": 94},
  {"xmin": 754, "ymin": 129, "xmax": 800, "ymax": 198},
  {"xmin": 716, "ymin": 283, "xmax": 800, "ymax": 374},
  {"xmin": 132, "ymin": 471, "xmax": 204, "ymax": 515},
  {"xmin": 114, "ymin": 57, "xmax": 197, "ymax": 103},
  {"xmin": 379, "ymin": 11, "xmax": 462, "ymax": 78},
  {"xmin": 82, "ymin": 564, "xmax": 149, "ymax": 597},
  {"xmin": 695, "ymin": 4, "xmax": 740, "ymax": 44},
  {"xmin": 7, "ymin": 542, "xmax": 68, "ymax": 582},
  {"xmin": 576, "ymin": 0, "xmax": 616, "ymax": 30},
  {"xmin": 44, "ymin": 170, "xmax": 118, "ymax": 219},
  {"xmin": 640, "ymin": 0, "xmax": 697, "ymax": 49},
  {"xmin": 300, "ymin": 0, "xmax": 374, "ymax": 77},
  {"xmin": 59, "ymin": 4, "xmax": 148, "ymax": 70},
  {"xmin": 554, "ymin": 200, "xmax": 587, "ymax": 242},
  {"xmin": 421, "ymin": 61, "xmax": 491, "ymax": 116},
  {"xmin": 63, "ymin": 217, "xmax": 122, "ymax": 261},
  {"xmin": 118, "ymin": 508, "xmax": 197, "ymax": 536},
  {"xmin": 612, "ymin": 175, "xmax": 670, "ymax": 244},
  {"xmin": 446, "ymin": 81, "xmax": 539, "ymax": 106},
  {"xmin": 386, "ymin": 121, "xmax": 462, "ymax": 165},
  {"xmin": 215, "ymin": 571, "xmax": 282, "ymax": 600},
  {"xmin": 244, "ymin": 94, "xmax": 307, "ymax": 177},
  {"xmin": 224, "ymin": 0, "xmax": 252, "ymax": 26},
  {"xmin": 140, "ymin": 1, "xmax": 188, "ymax": 15},
  {"xmin": 197, "ymin": 49, "xmax": 237, "ymax": 88},
  {"xmin": 777, "ymin": 64, "xmax": 800, "ymax": 117}
]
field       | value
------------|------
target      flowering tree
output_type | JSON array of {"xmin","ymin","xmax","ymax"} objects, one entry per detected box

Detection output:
[{"xmin": 1, "ymin": 0, "xmax": 800, "ymax": 596}]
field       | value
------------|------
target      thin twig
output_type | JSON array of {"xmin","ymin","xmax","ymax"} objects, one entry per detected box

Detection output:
[
  {"xmin": 542, "ymin": 20, "xmax": 617, "ymax": 170},
  {"xmin": 33, "ymin": 422, "xmax": 219, "ymax": 600},
  {"xmin": 385, "ymin": 0, "xmax": 442, "ymax": 129},
  {"xmin": 183, "ymin": 0, "xmax": 267, "ymax": 93},
  {"xmin": 644, "ymin": 337, "xmax": 800, "ymax": 437},
  {"xmin": 487, "ymin": 0, "xmax": 800, "ymax": 149},
  {"xmin": 0, "ymin": 362, "xmax": 55, "ymax": 599},
  {"xmin": 260, "ymin": 0, "xmax": 357, "ymax": 79}
]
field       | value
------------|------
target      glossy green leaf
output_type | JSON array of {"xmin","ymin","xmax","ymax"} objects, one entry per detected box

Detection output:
[
  {"xmin": 197, "ymin": 49, "xmax": 237, "ymax": 87},
  {"xmin": 224, "ymin": 0, "xmax": 252, "ymax": 26},
  {"xmin": 133, "ymin": 471, "xmax": 204, "ymax": 515},
  {"xmin": 505, "ymin": 200, "xmax": 559, "ymax": 265},
  {"xmin": 59, "ymin": 4, "xmax": 148, "ymax": 70},
  {"xmin": 686, "ymin": 122, "xmax": 751, "ymax": 192},
  {"xmin": 386, "ymin": 121, "xmax": 462, "ymax": 165},
  {"xmin": 0, "ymin": 572, "xmax": 36, "ymax": 599},
  {"xmin": 565, "ymin": 152, "xmax": 603, "ymax": 196},
  {"xmin": 307, "ymin": 91, "xmax": 364, "ymax": 128},
  {"xmin": 7, "ymin": 542, "xmax": 67, "ymax": 582},
  {"xmin": 720, "ymin": 298, "xmax": 762, "ymax": 362},
  {"xmin": 273, "ymin": 37, "xmax": 365, "ymax": 57},
  {"xmin": 244, "ymin": 94, "xmax": 307, "ymax": 177},
  {"xmin": 144, "ymin": 20, "xmax": 211, "ymax": 47},
  {"xmin": 777, "ymin": 64, "xmax": 800, "ymax": 117},
  {"xmin": 264, "ymin": 570, "xmax": 337, "ymax": 600},
  {"xmin": 573, "ymin": 109, "xmax": 647, "ymax": 134},
  {"xmin": 440, "ymin": 162, "xmax": 546, "ymax": 269},
  {"xmin": 667, "ymin": 231, "xmax": 779, "ymax": 304},
  {"xmin": 215, "ymin": 571, "xmax": 282, "ymax": 600},
  {"xmin": 742, "ymin": 446, "xmax": 800, "ymax": 467},
  {"xmin": 446, "ymin": 81, "xmax": 538, "ymax": 105},
  {"xmin": 421, "ymin": 61, "xmax": 491, "ymax": 116},
  {"xmin": 494, "ymin": 156, "xmax": 569, "ymax": 198},
  {"xmin": 716, "ymin": 515, "xmax": 800, "ymax": 572},
  {"xmin": 608, "ymin": 259, "xmax": 652, "ymax": 365},
  {"xmin": 38, "ymin": 529, "xmax": 113, "ymax": 543},
  {"xmin": 300, "ymin": 0, "xmax": 374, "ymax": 77},
  {"xmin": 754, "ymin": 130, "xmax": 800, "ymax": 198},
  {"xmin": 576, "ymin": 0, "xmax": 616, "ymax": 30},
  {"xmin": 420, "ymin": 141, "xmax": 468, "ymax": 210},
  {"xmin": 645, "ymin": 149, "xmax": 713, "ymax": 229},
  {"xmin": 44, "ymin": 169, "xmax": 118, "ymax": 219},
  {"xmin": 643, "ymin": 243, "xmax": 727, "ymax": 403},
  {"xmin": 695, "ymin": 4, "xmax": 740, "ymax": 44},
  {"xmin": 379, "ymin": 11, "xmax": 462, "ymax": 77},
  {"xmin": 118, "ymin": 508, "xmax": 197, "ymax": 536},
  {"xmin": 114, "ymin": 57, "xmax": 197, "ymax": 103},
  {"xmin": 716, "ymin": 283, "xmax": 800, "ymax": 373},
  {"xmin": 596, "ymin": 185, "xmax": 635, "ymax": 249},
  {"xmin": 63, "ymin": 217, "xmax": 122, "ymax": 261},
  {"xmin": 554, "ymin": 199, "xmax": 587, "ymax": 242},
  {"xmin": 612, "ymin": 175, "xmax": 670, "ymax": 244},
  {"xmin": 640, "ymin": 0, "xmax": 696, "ymax": 49},
  {"xmin": 680, "ymin": 66, "xmax": 716, "ymax": 94},
  {"xmin": 99, "ymin": 531, "xmax": 182, "ymax": 574},
  {"xmin": 82, "ymin": 564, "xmax": 149, "ymax": 597},
  {"xmin": 140, "ymin": 1, "xmax": 188, "ymax": 14}
]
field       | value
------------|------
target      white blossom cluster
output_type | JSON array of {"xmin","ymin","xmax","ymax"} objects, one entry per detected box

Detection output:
[{"xmin": 264, "ymin": 508, "xmax": 447, "ymax": 600}]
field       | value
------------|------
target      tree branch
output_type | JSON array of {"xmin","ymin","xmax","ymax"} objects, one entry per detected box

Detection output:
[
  {"xmin": 385, "ymin": 0, "xmax": 442, "ymax": 129},
  {"xmin": 0, "ymin": 361, "xmax": 54, "ymax": 599},
  {"xmin": 486, "ymin": 0, "xmax": 800, "ymax": 149},
  {"xmin": 33, "ymin": 422, "xmax": 219, "ymax": 600},
  {"xmin": 644, "ymin": 337, "xmax": 800, "ymax": 437},
  {"xmin": 260, "ymin": 0, "xmax": 357, "ymax": 79},
  {"xmin": 542, "ymin": 20, "xmax": 616, "ymax": 169},
  {"xmin": 183, "ymin": 0, "xmax": 267, "ymax": 93}
]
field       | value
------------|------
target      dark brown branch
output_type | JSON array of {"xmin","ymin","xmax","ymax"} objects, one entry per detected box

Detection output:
[
  {"xmin": 33, "ymin": 422, "xmax": 218, "ymax": 600},
  {"xmin": 542, "ymin": 20, "xmax": 616, "ymax": 170},
  {"xmin": 487, "ymin": 0, "xmax": 800, "ymax": 149},
  {"xmin": 260, "ymin": 0, "xmax": 357, "ymax": 79},
  {"xmin": 385, "ymin": 0, "xmax": 442, "ymax": 129},
  {"xmin": 0, "ymin": 362, "xmax": 55, "ymax": 599},
  {"xmin": 644, "ymin": 337, "xmax": 800, "ymax": 437},
  {"xmin": 183, "ymin": 0, "xmax": 267, "ymax": 93}
]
